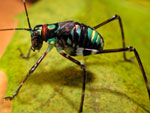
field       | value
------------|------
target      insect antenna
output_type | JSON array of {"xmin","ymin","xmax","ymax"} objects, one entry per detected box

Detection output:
[
  {"xmin": 23, "ymin": 0, "xmax": 32, "ymax": 30},
  {"xmin": 0, "ymin": 0, "xmax": 32, "ymax": 32},
  {"xmin": 0, "ymin": 28, "xmax": 31, "ymax": 31}
]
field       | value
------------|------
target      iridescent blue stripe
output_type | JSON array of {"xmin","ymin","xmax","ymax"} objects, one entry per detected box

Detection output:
[
  {"xmin": 87, "ymin": 28, "xmax": 92, "ymax": 40},
  {"xmin": 76, "ymin": 25, "xmax": 81, "ymax": 37}
]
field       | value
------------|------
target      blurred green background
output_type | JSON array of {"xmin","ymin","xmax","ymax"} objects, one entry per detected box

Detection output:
[{"xmin": 0, "ymin": 0, "xmax": 150, "ymax": 112}]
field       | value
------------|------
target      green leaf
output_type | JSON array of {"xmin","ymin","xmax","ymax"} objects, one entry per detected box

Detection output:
[{"xmin": 0, "ymin": 0, "xmax": 150, "ymax": 112}]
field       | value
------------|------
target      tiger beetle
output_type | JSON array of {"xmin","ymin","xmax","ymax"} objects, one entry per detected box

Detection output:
[{"xmin": 0, "ymin": 0, "xmax": 149, "ymax": 112}]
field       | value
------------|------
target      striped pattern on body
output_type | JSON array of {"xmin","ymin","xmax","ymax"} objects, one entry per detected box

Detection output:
[{"xmin": 57, "ymin": 21, "xmax": 104, "ymax": 56}]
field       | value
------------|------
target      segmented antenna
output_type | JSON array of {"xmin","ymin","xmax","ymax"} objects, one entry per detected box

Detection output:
[{"xmin": 0, "ymin": 0, "xmax": 32, "ymax": 32}]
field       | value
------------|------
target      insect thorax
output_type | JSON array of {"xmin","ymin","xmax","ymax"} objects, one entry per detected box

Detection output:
[{"xmin": 40, "ymin": 23, "xmax": 60, "ymax": 42}]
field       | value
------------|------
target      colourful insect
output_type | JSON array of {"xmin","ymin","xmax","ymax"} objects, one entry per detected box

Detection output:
[{"xmin": 0, "ymin": 0, "xmax": 149, "ymax": 113}]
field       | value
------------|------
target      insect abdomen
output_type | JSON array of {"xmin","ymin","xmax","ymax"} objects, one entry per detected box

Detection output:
[
  {"xmin": 70, "ymin": 22, "xmax": 104, "ymax": 55},
  {"xmin": 57, "ymin": 21, "xmax": 104, "ymax": 56}
]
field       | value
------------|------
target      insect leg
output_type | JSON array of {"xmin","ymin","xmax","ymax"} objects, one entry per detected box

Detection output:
[
  {"xmin": 18, "ymin": 46, "xmax": 32, "ymax": 59},
  {"xmin": 79, "ymin": 47, "xmax": 149, "ymax": 100},
  {"xmin": 100, "ymin": 47, "xmax": 150, "ymax": 100},
  {"xmin": 82, "ymin": 47, "xmax": 149, "ymax": 100},
  {"xmin": 5, "ymin": 45, "xmax": 53, "ymax": 100},
  {"xmin": 57, "ymin": 49, "xmax": 86, "ymax": 113},
  {"xmin": 93, "ymin": 15, "xmax": 131, "ymax": 61}
]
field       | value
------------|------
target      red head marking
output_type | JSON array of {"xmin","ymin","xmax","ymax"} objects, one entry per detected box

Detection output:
[{"xmin": 42, "ymin": 24, "xmax": 47, "ymax": 38}]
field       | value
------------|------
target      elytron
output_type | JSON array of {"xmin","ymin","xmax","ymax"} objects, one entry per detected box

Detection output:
[{"xmin": 0, "ymin": 0, "xmax": 149, "ymax": 113}]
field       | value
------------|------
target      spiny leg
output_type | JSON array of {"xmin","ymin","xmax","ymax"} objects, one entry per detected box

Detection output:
[
  {"xmin": 83, "ymin": 47, "xmax": 150, "ymax": 100},
  {"xmin": 101, "ymin": 47, "xmax": 150, "ymax": 100},
  {"xmin": 58, "ymin": 50, "xmax": 86, "ymax": 113},
  {"xmin": 4, "ymin": 51, "xmax": 48, "ymax": 100},
  {"xmin": 93, "ymin": 15, "xmax": 131, "ymax": 61},
  {"xmin": 4, "ymin": 43, "xmax": 54, "ymax": 100},
  {"xmin": 18, "ymin": 46, "xmax": 32, "ymax": 59}
]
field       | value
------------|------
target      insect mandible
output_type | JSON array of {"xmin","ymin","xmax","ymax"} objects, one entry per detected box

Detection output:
[{"xmin": 0, "ymin": 0, "xmax": 149, "ymax": 113}]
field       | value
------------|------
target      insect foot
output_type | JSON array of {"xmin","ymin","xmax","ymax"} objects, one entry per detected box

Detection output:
[
  {"xmin": 125, "ymin": 56, "xmax": 135, "ymax": 62},
  {"xmin": 17, "ymin": 48, "xmax": 30, "ymax": 59},
  {"xmin": 4, "ymin": 96, "xmax": 13, "ymax": 101}
]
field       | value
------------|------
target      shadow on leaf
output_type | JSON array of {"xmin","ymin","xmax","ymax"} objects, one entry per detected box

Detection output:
[
  {"xmin": 16, "ymin": 66, "xmax": 149, "ymax": 112},
  {"xmin": 28, "ymin": 66, "xmax": 95, "ymax": 88}
]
